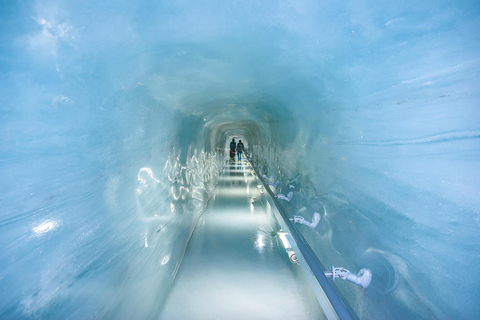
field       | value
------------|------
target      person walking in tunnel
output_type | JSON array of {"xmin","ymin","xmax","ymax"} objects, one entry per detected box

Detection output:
[
  {"xmin": 236, "ymin": 140, "xmax": 245, "ymax": 161},
  {"xmin": 229, "ymin": 138, "xmax": 236, "ymax": 160}
]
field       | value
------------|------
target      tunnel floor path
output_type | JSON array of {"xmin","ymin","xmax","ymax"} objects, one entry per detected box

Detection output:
[{"xmin": 160, "ymin": 158, "xmax": 322, "ymax": 320}]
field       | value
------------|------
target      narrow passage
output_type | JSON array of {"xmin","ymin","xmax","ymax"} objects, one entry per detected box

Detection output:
[{"xmin": 160, "ymin": 158, "xmax": 323, "ymax": 319}]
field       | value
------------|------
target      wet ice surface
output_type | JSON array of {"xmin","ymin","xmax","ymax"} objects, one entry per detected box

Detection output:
[{"xmin": 160, "ymin": 159, "xmax": 322, "ymax": 320}]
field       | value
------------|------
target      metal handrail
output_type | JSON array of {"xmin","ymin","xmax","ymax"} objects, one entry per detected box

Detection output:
[{"xmin": 246, "ymin": 154, "xmax": 358, "ymax": 320}]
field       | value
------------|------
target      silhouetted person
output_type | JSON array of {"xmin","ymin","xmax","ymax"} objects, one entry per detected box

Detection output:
[
  {"xmin": 236, "ymin": 140, "xmax": 244, "ymax": 161},
  {"xmin": 229, "ymin": 138, "xmax": 236, "ymax": 160}
]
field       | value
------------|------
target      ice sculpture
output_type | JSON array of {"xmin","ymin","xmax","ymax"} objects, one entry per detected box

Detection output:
[{"xmin": 1, "ymin": 0, "xmax": 479, "ymax": 319}]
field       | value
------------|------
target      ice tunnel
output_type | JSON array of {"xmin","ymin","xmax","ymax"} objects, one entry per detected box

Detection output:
[{"xmin": 1, "ymin": 0, "xmax": 479, "ymax": 319}]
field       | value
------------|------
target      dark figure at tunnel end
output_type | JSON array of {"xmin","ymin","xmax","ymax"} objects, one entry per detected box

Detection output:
[
  {"xmin": 230, "ymin": 138, "xmax": 236, "ymax": 160},
  {"xmin": 236, "ymin": 140, "xmax": 244, "ymax": 161}
]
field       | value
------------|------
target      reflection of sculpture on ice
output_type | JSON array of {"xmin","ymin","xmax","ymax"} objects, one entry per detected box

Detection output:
[
  {"xmin": 290, "ymin": 207, "xmax": 320, "ymax": 229},
  {"xmin": 291, "ymin": 212, "xmax": 321, "ymax": 229},
  {"xmin": 325, "ymin": 266, "xmax": 372, "ymax": 289},
  {"xmin": 288, "ymin": 209, "xmax": 373, "ymax": 289}
]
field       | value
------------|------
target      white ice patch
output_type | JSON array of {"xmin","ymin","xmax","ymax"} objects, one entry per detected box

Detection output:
[
  {"xmin": 33, "ymin": 220, "xmax": 58, "ymax": 236},
  {"xmin": 22, "ymin": 16, "xmax": 77, "ymax": 56},
  {"xmin": 52, "ymin": 94, "xmax": 74, "ymax": 106},
  {"xmin": 384, "ymin": 18, "xmax": 403, "ymax": 26},
  {"xmin": 137, "ymin": 167, "xmax": 160, "ymax": 194}
]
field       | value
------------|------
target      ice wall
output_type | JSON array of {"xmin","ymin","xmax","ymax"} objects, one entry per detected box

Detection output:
[{"xmin": 1, "ymin": 0, "xmax": 479, "ymax": 319}]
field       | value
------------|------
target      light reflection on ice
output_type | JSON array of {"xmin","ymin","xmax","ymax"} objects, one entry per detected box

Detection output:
[
  {"xmin": 137, "ymin": 167, "xmax": 160, "ymax": 195},
  {"xmin": 255, "ymin": 234, "xmax": 265, "ymax": 251},
  {"xmin": 32, "ymin": 220, "xmax": 57, "ymax": 236}
]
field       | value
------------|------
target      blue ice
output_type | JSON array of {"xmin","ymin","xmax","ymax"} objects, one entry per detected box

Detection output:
[{"xmin": 1, "ymin": 0, "xmax": 479, "ymax": 319}]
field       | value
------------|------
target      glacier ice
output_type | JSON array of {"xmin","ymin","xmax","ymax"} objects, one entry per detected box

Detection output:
[{"xmin": 1, "ymin": 0, "xmax": 479, "ymax": 319}]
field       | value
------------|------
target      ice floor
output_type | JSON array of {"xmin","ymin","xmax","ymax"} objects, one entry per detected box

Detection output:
[{"xmin": 160, "ymin": 158, "xmax": 324, "ymax": 320}]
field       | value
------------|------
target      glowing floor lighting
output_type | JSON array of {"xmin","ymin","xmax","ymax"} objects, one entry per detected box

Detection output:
[
  {"xmin": 216, "ymin": 186, "xmax": 261, "ymax": 197},
  {"xmin": 218, "ymin": 176, "xmax": 255, "ymax": 182},
  {"xmin": 277, "ymin": 231, "xmax": 292, "ymax": 249},
  {"xmin": 223, "ymin": 169, "xmax": 250, "ymax": 173}
]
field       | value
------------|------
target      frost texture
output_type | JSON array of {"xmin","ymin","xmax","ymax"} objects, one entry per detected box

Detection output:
[{"xmin": 1, "ymin": 0, "xmax": 479, "ymax": 319}]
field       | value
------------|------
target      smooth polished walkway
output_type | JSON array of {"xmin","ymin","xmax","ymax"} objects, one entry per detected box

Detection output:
[{"xmin": 160, "ymin": 158, "xmax": 323, "ymax": 320}]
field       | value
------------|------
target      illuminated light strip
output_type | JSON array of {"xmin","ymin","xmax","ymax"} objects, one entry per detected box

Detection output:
[{"xmin": 277, "ymin": 231, "xmax": 292, "ymax": 249}]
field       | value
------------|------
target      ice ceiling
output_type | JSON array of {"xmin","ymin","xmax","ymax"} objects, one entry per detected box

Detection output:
[{"xmin": 1, "ymin": 0, "xmax": 479, "ymax": 319}]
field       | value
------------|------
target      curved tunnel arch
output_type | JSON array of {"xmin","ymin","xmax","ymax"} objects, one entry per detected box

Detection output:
[
  {"xmin": 1, "ymin": 1, "xmax": 479, "ymax": 319},
  {"xmin": 208, "ymin": 120, "xmax": 261, "ymax": 152}
]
